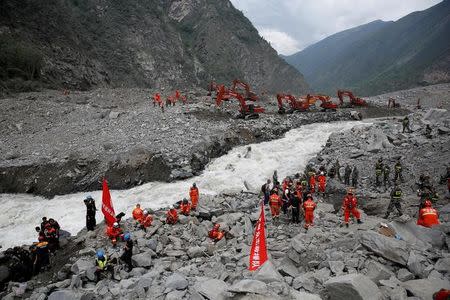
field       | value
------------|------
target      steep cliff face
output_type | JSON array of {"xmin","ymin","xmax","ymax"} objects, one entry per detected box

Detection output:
[{"xmin": 0, "ymin": 0, "xmax": 309, "ymax": 94}]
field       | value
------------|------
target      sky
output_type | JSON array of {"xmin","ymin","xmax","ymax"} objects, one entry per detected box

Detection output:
[{"xmin": 229, "ymin": 0, "xmax": 441, "ymax": 55}]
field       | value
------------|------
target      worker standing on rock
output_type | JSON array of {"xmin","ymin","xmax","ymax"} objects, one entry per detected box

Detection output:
[
  {"xmin": 384, "ymin": 185, "xmax": 403, "ymax": 218},
  {"xmin": 189, "ymin": 183, "xmax": 199, "ymax": 210},
  {"xmin": 208, "ymin": 224, "xmax": 225, "ymax": 242},
  {"xmin": 120, "ymin": 233, "xmax": 133, "ymax": 272},
  {"xmin": 273, "ymin": 170, "xmax": 278, "ymax": 187},
  {"xmin": 317, "ymin": 172, "xmax": 326, "ymax": 196},
  {"xmin": 383, "ymin": 165, "xmax": 390, "ymax": 188},
  {"xmin": 402, "ymin": 116, "xmax": 412, "ymax": 133},
  {"xmin": 352, "ymin": 167, "xmax": 359, "ymax": 188},
  {"xmin": 302, "ymin": 194, "xmax": 316, "ymax": 229},
  {"xmin": 342, "ymin": 188, "xmax": 362, "ymax": 227},
  {"xmin": 139, "ymin": 210, "xmax": 153, "ymax": 230},
  {"xmin": 308, "ymin": 171, "xmax": 316, "ymax": 194},
  {"xmin": 335, "ymin": 160, "xmax": 342, "ymax": 181},
  {"xmin": 417, "ymin": 200, "xmax": 440, "ymax": 227},
  {"xmin": 260, "ymin": 179, "xmax": 271, "ymax": 205},
  {"xmin": 344, "ymin": 165, "xmax": 352, "ymax": 185},
  {"xmin": 166, "ymin": 205, "xmax": 179, "ymax": 224},
  {"xmin": 289, "ymin": 189, "xmax": 301, "ymax": 224},
  {"xmin": 375, "ymin": 158, "xmax": 384, "ymax": 186},
  {"xmin": 84, "ymin": 196, "xmax": 97, "ymax": 231},
  {"xmin": 132, "ymin": 204, "xmax": 144, "ymax": 223},
  {"xmin": 269, "ymin": 190, "xmax": 282, "ymax": 223},
  {"xmin": 394, "ymin": 160, "xmax": 404, "ymax": 183},
  {"xmin": 180, "ymin": 198, "xmax": 191, "ymax": 216}
]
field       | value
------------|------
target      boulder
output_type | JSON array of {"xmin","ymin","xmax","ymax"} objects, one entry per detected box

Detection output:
[
  {"xmin": 397, "ymin": 268, "xmax": 414, "ymax": 282},
  {"xmin": 291, "ymin": 234, "xmax": 306, "ymax": 253},
  {"xmin": 402, "ymin": 278, "xmax": 450, "ymax": 300},
  {"xmin": 193, "ymin": 278, "xmax": 229, "ymax": 300},
  {"xmin": 359, "ymin": 231, "xmax": 409, "ymax": 265},
  {"xmin": 187, "ymin": 246, "xmax": 206, "ymax": 259},
  {"xmin": 407, "ymin": 251, "xmax": 430, "ymax": 278},
  {"xmin": 277, "ymin": 257, "xmax": 300, "ymax": 278},
  {"xmin": 328, "ymin": 261, "xmax": 345, "ymax": 276},
  {"xmin": 366, "ymin": 260, "xmax": 394, "ymax": 284},
  {"xmin": 70, "ymin": 258, "xmax": 96, "ymax": 281},
  {"xmin": 165, "ymin": 273, "xmax": 188, "ymax": 290},
  {"xmin": 422, "ymin": 109, "xmax": 448, "ymax": 124},
  {"xmin": 254, "ymin": 260, "xmax": 283, "ymax": 283},
  {"xmin": 290, "ymin": 290, "xmax": 322, "ymax": 300},
  {"xmin": 388, "ymin": 221, "xmax": 445, "ymax": 249},
  {"xmin": 434, "ymin": 258, "xmax": 450, "ymax": 273},
  {"xmin": 228, "ymin": 279, "xmax": 268, "ymax": 295},
  {"xmin": 48, "ymin": 290, "xmax": 88, "ymax": 300},
  {"xmin": 325, "ymin": 274, "xmax": 381, "ymax": 300},
  {"xmin": 131, "ymin": 252, "xmax": 152, "ymax": 268}
]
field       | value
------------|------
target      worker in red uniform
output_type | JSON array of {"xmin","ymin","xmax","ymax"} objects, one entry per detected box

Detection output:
[
  {"xmin": 153, "ymin": 93, "xmax": 164, "ymax": 112},
  {"xmin": 295, "ymin": 181, "xmax": 303, "ymax": 201},
  {"xmin": 139, "ymin": 210, "xmax": 153, "ymax": 230},
  {"xmin": 302, "ymin": 194, "xmax": 317, "ymax": 229},
  {"xmin": 309, "ymin": 173, "xmax": 316, "ymax": 194},
  {"xmin": 417, "ymin": 200, "xmax": 440, "ymax": 227},
  {"xmin": 189, "ymin": 183, "xmax": 199, "ymax": 210},
  {"xmin": 269, "ymin": 190, "xmax": 282, "ymax": 222},
  {"xmin": 317, "ymin": 172, "xmax": 326, "ymax": 196},
  {"xmin": 342, "ymin": 188, "xmax": 363, "ymax": 227},
  {"xmin": 132, "ymin": 204, "xmax": 143, "ymax": 222},
  {"xmin": 106, "ymin": 222, "xmax": 123, "ymax": 246},
  {"xmin": 208, "ymin": 224, "xmax": 225, "ymax": 242},
  {"xmin": 175, "ymin": 90, "xmax": 187, "ymax": 104},
  {"xmin": 180, "ymin": 198, "xmax": 191, "ymax": 216},
  {"xmin": 166, "ymin": 205, "xmax": 179, "ymax": 224}
]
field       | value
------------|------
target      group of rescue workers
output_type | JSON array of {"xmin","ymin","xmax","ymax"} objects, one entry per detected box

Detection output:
[{"xmin": 152, "ymin": 90, "xmax": 187, "ymax": 112}]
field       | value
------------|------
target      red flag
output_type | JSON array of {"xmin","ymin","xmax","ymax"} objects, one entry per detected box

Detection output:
[
  {"xmin": 101, "ymin": 179, "xmax": 116, "ymax": 226},
  {"xmin": 248, "ymin": 204, "xmax": 268, "ymax": 271}
]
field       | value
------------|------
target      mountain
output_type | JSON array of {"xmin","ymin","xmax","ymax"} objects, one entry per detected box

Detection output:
[
  {"xmin": 284, "ymin": 0, "xmax": 450, "ymax": 96},
  {"xmin": 0, "ymin": 0, "xmax": 308, "ymax": 94}
]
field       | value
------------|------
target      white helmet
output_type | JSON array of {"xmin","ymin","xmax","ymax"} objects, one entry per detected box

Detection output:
[
  {"xmin": 169, "ymin": 205, "xmax": 174, "ymax": 209},
  {"xmin": 320, "ymin": 171, "xmax": 324, "ymax": 175},
  {"xmin": 143, "ymin": 210, "xmax": 148, "ymax": 215},
  {"xmin": 113, "ymin": 222, "xmax": 119, "ymax": 228}
]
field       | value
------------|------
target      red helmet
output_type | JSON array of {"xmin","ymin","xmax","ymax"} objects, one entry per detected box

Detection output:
[{"xmin": 424, "ymin": 200, "xmax": 432, "ymax": 207}]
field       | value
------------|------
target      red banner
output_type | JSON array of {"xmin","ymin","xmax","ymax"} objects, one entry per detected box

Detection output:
[
  {"xmin": 248, "ymin": 204, "xmax": 268, "ymax": 271},
  {"xmin": 101, "ymin": 179, "xmax": 116, "ymax": 226}
]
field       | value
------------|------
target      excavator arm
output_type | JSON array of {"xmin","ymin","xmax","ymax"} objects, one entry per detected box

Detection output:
[
  {"xmin": 232, "ymin": 79, "xmax": 259, "ymax": 101},
  {"xmin": 337, "ymin": 90, "xmax": 367, "ymax": 107},
  {"xmin": 217, "ymin": 85, "xmax": 264, "ymax": 119},
  {"xmin": 276, "ymin": 93, "xmax": 309, "ymax": 113}
]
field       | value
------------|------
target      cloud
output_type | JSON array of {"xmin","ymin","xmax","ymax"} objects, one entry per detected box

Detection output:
[
  {"xmin": 258, "ymin": 28, "xmax": 300, "ymax": 55},
  {"xmin": 230, "ymin": 0, "xmax": 441, "ymax": 55}
]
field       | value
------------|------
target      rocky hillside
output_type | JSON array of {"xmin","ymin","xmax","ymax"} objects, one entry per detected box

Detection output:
[
  {"xmin": 284, "ymin": 0, "xmax": 450, "ymax": 96},
  {"xmin": 0, "ymin": 0, "xmax": 308, "ymax": 94}
]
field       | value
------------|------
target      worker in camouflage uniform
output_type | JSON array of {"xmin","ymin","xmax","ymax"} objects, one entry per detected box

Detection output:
[
  {"xmin": 335, "ymin": 160, "xmax": 342, "ymax": 181},
  {"xmin": 344, "ymin": 165, "xmax": 352, "ymax": 185},
  {"xmin": 375, "ymin": 158, "xmax": 384, "ymax": 186},
  {"xmin": 394, "ymin": 160, "xmax": 404, "ymax": 183},
  {"xmin": 352, "ymin": 166, "xmax": 359, "ymax": 187},
  {"xmin": 384, "ymin": 185, "xmax": 403, "ymax": 218},
  {"xmin": 383, "ymin": 165, "xmax": 390, "ymax": 188},
  {"xmin": 402, "ymin": 116, "xmax": 412, "ymax": 133}
]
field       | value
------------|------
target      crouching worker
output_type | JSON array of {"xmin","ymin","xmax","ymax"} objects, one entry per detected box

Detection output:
[
  {"xmin": 139, "ymin": 210, "xmax": 153, "ymax": 230},
  {"xmin": 106, "ymin": 222, "xmax": 123, "ymax": 247},
  {"xmin": 417, "ymin": 200, "xmax": 440, "ymax": 228},
  {"xmin": 95, "ymin": 250, "xmax": 113, "ymax": 282},
  {"xmin": 166, "ymin": 205, "xmax": 179, "ymax": 224},
  {"xmin": 208, "ymin": 224, "xmax": 224, "ymax": 242},
  {"xmin": 180, "ymin": 198, "xmax": 191, "ymax": 216},
  {"xmin": 132, "ymin": 204, "xmax": 144, "ymax": 223}
]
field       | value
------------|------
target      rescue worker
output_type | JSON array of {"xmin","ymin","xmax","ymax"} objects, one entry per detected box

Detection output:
[
  {"xmin": 289, "ymin": 189, "xmax": 301, "ymax": 224},
  {"xmin": 43, "ymin": 223, "xmax": 57, "ymax": 252},
  {"xmin": 383, "ymin": 165, "xmax": 390, "ymax": 188},
  {"xmin": 425, "ymin": 124, "xmax": 432, "ymax": 138},
  {"xmin": 166, "ymin": 205, "xmax": 179, "ymax": 224},
  {"xmin": 95, "ymin": 250, "xmax": 110, "ymax": 282},
  {"xmin": 84, "ymin": 195, "xmax": 97, "ymax": 231},
  {"xmin": 269, "ymin": 190, "xmax": 282, "ymax": 222},
  {"xmin": 48, "ymin": 218, "xmax": 60, "ymax": 250},
  {"xmin": 106, "ymin": 222, "xmax": 123, "ymax": 246},
  {"xmin": 300, "ymin": 175, "xmax": 308, "ymax": 191},
  {"xmin": 344, "ymin": 165, "xmax": 352, "ymax": 185},
  {"xmin": 189, "ymin": 183, "xmax": 199, "ymax": 210},
  {"xmin": 317, "ymin": 172, "xmax": 326, "ymax": 196},
  {"xmin": 342, "ymin": 188, "xmax": 362, "ymax": 227},
  {"xmin": 402, "ymin": 116, "xmax": 412, "ymax": 133},
  {"xmin": 35, "ymin": 226, "xmax": 46, "ymax": 242},
  {"xmin": 139, "ymin": 210, "xmax": 153, "ymax": 230},
  {"xmin": 132, "ymin": 204, "xmax": 144, "ymax": 222},
  {"xmin": 260, "ymin": 179, "xmax": 271, "ymax": 205},
  {"xmin": 33, "ymin": 241, "xmax": 50, "ymax": 275},
  {"xmin": 41, "ymin": 217, "xmax": 49, "ymax": 230},
  {"xmin": 385, "ymin": 185, "xmax": 403, "ymax": 218},
  {"xmin": 302, "ymin": 194, "xmax": 316, "ymax": 229},
  {"xmin": 120, "ymin": 233, "xmax": 133, "ymax": 272},
  {"xmin": 308, "ymin": 171, "xmax": 316, "ymax": 194},
  {"xmin": 350, "ymin": 168, "xmax": 358, "ymax": 188},
  {"xmin": 328, "ymin": 164, "xmax": 336, "ymax": 179},
  {"xmin": 272, "ymin": 170, "xmax": 278, "ymax": 187},
  {"xmin": 375, "ymin": 158, "xmax": 384, "ymax": 186},
  {"xmin": 394, "ymin": 160, "xmax": 404, "ymax": 183},
  {"xmin": 208, "ymin": 224, "xmax": 225, "ymax": 242},
  {"xmin": 417, "ymin": 200, "xmax": 440, "ymax": 227},
  {"xmin": 180, "ymin": 198, "xmax": 191, "ymax": 216},
  {"xmin": 418, "ymin": 188, "xmax": 432, "ymax": 209},
  {"xmin": 335, "ymin": 160, "xmax": 342, "ymax": 181}
]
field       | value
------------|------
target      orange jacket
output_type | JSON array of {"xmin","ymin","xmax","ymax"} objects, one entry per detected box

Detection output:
[
  {"xmin": 180, "ymin": 202, "xmax": 191, "ymax": 215},
  {"xmin": 269, "ymin": 194, "xmax": 282, "ymax": 208},
  {"xmin": 140, "ymin": 215, "xmax": 153, "ymax": 228},
  {"xmin": 167, "ymin": 209, "xmax": 178, "ymax": 223},
  {"xmin": 309, "ymin": 175, "xmax": 316, "ymax": 186},
  {"xmin": 303, "ymin": 199, "xmax": 317, "ymax": 212},
  {"xmin": 132, "ymin": 207, "xmax": 143, "ymax": 221},
  {"xmin": 343, "ymin": 195, "xmax": 358, "ymax": 210},
  {"xmin": 190, "ymin": 187, "xmax": 199, "ymax": 203},
  {"xmin": 317, "ymin": 175, "xmax": 326, "ymax": 186},
  {"xmin": 208, "ymin": 229, "xmax": 224, "ymax": 241},
  {"xmin": 106, "ymin": 226, "xmax": 123, "ymax": 238},
  {"xmin": 417, "ymin": 207, "xmax": 440, "ymax": 227}
]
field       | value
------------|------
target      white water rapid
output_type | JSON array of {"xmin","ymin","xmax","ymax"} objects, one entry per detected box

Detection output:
[{"xmin": 0, "ymin": 121, "xmax": 365, "ymax": 249}]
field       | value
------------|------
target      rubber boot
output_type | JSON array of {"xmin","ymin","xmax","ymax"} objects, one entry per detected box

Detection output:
[
  {"xmin": 357, "ymin": 219, "xmax": 363, "ymax": 224},
  {"xmin": 345, "ymin": 223, "xmax": 349, "ymax": 228}
]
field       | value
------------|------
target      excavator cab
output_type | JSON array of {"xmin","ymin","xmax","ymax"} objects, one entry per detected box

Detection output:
[
  {"xmin": 337, "ymin": 90, "xmax": 367, "ymax": 107},
  {"xmin": 277, "ymin": 93, "xmax": 309, "ymax": 114},
  {"xmin": 217, "ymin": 85, "xmax": 264, "ymax": 119}
]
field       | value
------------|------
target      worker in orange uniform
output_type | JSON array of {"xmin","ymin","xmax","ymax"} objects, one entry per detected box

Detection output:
[
  {"xmin": 208, "ymin": 224, "xmax": 225, "ymax": 242},
  {"xmin": 166, "ymin": 205, "xmax": 179, "ymax": 224},
  {"xmin": 302, "ymin": 194, "xmax": 317, "ymax": 229},
  {"xmin": 139, "ymin": 210, "xmax": 153, "ymax": 230},
  {"xmin": 342, "ymin": 188, "xmax": 363, "ymax": 228},
  {"xmin": 317, "ymin": 172, "xmax": 326, "ymax": 196},
  {"xmin": 106, "ymin": 222, "xmax": 123, "ymax": 246},
  {"xmin": 269, "ymin": 190, "xmax": 282, "ymax": 222},
  {"xmin": 189, "ymin": 183, "xmax": 199, "ymax": 210},
  {"xmin": 153, "ymin": 93, "xmax": 164, "ymax": 112},
  {"xmin": 180, "ymin": 198, "xmax": 191, "ymax": 216},
  {"xmin": 309, "ymin": 173, "xmax": 316, "ymax": 194},
  {"xmin": 417, "ymin": 200, "xmax": 440, "ymax": 228},
  {"xmin": 175, "ymin": 90, "xmax": 187, "ymax": 104},
  {"xmin": 132, "ymin": 204, "xmax": 143, "ymax": 222}
]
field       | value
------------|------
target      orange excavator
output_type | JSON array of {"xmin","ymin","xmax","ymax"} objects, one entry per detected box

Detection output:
[
  {"xmin": 276, "ymin": 93, "xmax": 309, "ymax": 114},
  {"xmin": 337, "ymin": 90, "xmax": 367, "ymax": 107},
  {"xmin": 231, "ymin": 79, "xmax": 259, "ymax": 101},
  {"xmin": 304, "ymin": 94, "xmax": 339, "ymax": 110},
  {"xmin": 216, "ymin": 85, "xmax": 264, "ymax": 119},
  {"xmin": 207, "ymin": 81, "xmax": 219, "ymax": 97}
]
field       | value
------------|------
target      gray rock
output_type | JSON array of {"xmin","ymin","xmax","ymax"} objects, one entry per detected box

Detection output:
[
  {"xmin": 359, "ymin": 231, "xmax": 409, "ymax": 265},
  {"xmin": 407, "ymin": 251, "xmax": 430, "ymax": 278},
  {"xmin": 434, "ymin": 258, "xmax": 450, "ymax": 273},
  {"xmin": 402, "ymin": 278, "xmax": 450, "ymax": 300},
  {"xmin": 166, "ymin": 290, "xmax": 186, "ymax": 300},
  {"xmin": 325, "ymin": 273, "xmax": 381, "ymax": 300},
  {"xmin": 165, "ymin": 273, "xmax": 188, "ymax": 290},
  {"xmin": 366, "ymin": 260, "xmax": 394, "ymax": 284},
  {"xmin": 277, "ymin": 257, "xmax": 300, "ymax": 278},
  {"xmin": 70, "ymin": 258, "xmax": 96, "ymax": 281},
  {"xmin": 290, "ymin": 290, "xmax": 322, "ymax": 300},
  {"xmin": 0, "ymin": 265, "xmax": 10, "ymax": 282},
  {"xmin": 228, "ymin": 279, "xmax": 268, "ymax": 295},
  {"xmin": 397, "ymin": 269, "xmax": 415, "ymax": 282},
  {"xmin": 329, "ymin": 261, "xmax": 345, "ymax": 276},
  {"xmin": 131, "ymin": 251, "xmax": 152, "ymax": 268},
  {"xmin": 48, "ymin": 290, "xmax": 86, "ymax": 300},
  {"xmin": 193, "ymin": 278, "xmax": 229, "ymax": 300},
  {"xmin": 291, "ymin": 234, "xmax": 306, "ymax": 253},
  {"xmin": 388, "ymin": 221, "xmax": 445, "ymax": 249},
  {"xmin": 109, "ymin": 111, "xmax": 120, "ymax": 119},
  {"xmin": 187, "ymin": 246, "xmax": 206, "ymax": 258},
  {"xmin": 147, "ymin": 239, "xmax": 158, "ymax": 251},
  {"xmin": 255, "ymin": 260, "xmax": 283, "ymax": 283}
]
